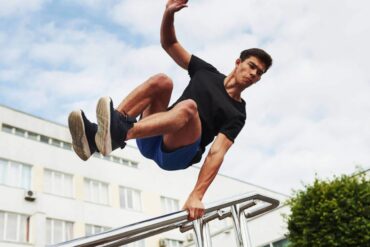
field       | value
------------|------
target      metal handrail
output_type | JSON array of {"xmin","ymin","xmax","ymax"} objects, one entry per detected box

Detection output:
[{"xmin": 52, "ymin": 192, "xmax": 279, "ymax": 247}]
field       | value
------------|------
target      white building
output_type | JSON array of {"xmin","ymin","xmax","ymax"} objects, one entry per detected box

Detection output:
[{"xmin": 0, "ymin": 104, "xmax": 290, "ymax": 247}]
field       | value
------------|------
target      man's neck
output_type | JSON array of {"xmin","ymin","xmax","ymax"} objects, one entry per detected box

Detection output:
[{"xmin": 224, "ymin": 74, "xmax": 242, "ymax": 102}]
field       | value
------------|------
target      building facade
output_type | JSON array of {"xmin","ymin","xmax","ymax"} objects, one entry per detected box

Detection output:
[{"xmin": 0, "ymin": 105, "xmax": 289, "ymax": 247}]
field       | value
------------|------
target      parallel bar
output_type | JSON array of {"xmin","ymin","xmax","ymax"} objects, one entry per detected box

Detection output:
[
  {"xmin": 52, "ymin": 211, "xmax": 189, "ymax": 247},
  {"xmin": 52, "ymin": 193, "xmax": 279, "ymax": 247}
]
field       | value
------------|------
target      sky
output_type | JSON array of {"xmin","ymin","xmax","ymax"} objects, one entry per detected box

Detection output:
[{"xmin": 0, "ymin": 0, "xmax": 369, "ymax": 195}]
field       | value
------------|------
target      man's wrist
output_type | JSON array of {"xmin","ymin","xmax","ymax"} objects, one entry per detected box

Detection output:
[
  {"xmin": 164, "ymin": 7, "xmax": 175, "ymax": 16},
  {"xmin": 189, "ymin": 190, "xmax": 203, "ymax": 200}
]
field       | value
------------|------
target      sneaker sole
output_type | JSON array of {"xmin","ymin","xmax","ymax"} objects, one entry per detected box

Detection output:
[
  {"xmin": 68, "ymin": 110, "xmax": 91, "ymax": 161},
  {"xmin": 95, "ymin": 97, "xmax": 113, "ymax": 155}
]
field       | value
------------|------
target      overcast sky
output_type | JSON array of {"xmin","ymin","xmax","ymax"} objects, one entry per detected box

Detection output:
[{"xmin": 0, "ymin": 0, "xmax": 369, "ymax": 195}]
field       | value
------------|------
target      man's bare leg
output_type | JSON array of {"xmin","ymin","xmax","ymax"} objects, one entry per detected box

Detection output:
[
  {"xmin": 116, "ymin": 73, "xmax": 173, "ymax": 117},
  {"xmin": 126, "ymin": 99, "xmax": 202, "ymax": 150},
  {"xmin": 95, "ymin": 73, "xmax": 174, "ymax": 155},
  {"xmin": 96, "ymin": 82, "xmax": 201, "ymax": 154}
]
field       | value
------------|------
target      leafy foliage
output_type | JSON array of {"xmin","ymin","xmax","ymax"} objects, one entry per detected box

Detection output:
[{"xmin": 286, "ymin": 173, "xmax": 370, "ymax": 246}]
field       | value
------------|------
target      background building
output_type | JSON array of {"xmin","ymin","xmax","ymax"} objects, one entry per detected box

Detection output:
[{"xmin": 0, "ymin": 104, "xmax": 289, "ymax": 247}]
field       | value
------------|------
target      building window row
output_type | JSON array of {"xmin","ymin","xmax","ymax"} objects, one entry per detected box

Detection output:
[
  {"xmin": 44, "ymin": 170, "xmax": 144, "ymax": 209},
  {"xmin": 2, "ymin": 123, "xmax": 72, "ymax": 150},
  {"xmin": 0, "ymin": 157, "xmax": 179, "ymax": 214},
  {"xmin": 0, "ymin": 212, "xmax": 137, "ymax": 245},
  {"xmin": 1, "ymin": 123, "xmax": 138, "ymax": 168},
  {"xmin": 0, "ymin": 210, "xmax": 148, "ymax": 246}
]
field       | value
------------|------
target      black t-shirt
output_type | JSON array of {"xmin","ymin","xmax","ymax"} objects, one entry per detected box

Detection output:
[{"xmin": 171, "ymin": 55, "xmax": 246, "ymax": 164}]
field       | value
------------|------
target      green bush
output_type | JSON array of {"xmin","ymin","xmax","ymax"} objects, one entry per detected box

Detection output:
[{"xmin": 286, "ymin": 173, "xmax": 370, "ymax": 247}]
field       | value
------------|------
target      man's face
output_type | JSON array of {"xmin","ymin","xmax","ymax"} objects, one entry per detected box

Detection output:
[{"xmin": 234, "ymin": 56, "xmax": 266, "ymax": 88}]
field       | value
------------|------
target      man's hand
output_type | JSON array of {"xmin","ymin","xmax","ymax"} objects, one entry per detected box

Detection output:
[
  {"xmin": 182, "ymin": 194, "xmax": 205, "ymax": 221},
  {"xmin": 166, "ymin": 0, "xmax": 188, "ymax": 13}
]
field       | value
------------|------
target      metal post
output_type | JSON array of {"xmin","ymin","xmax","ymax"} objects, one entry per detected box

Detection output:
[
  {"xmin": 231, "ymin": 204, "xmax": 255, "ymax": 247},
  {"xmin": 240, "ymin": 211, "xmax": 253, "ymax": 247},
  {"xmin": 231, "ymin": 205, "xmax": 244, "ymax": 247},
  {"xmin": 204, "ymin": 223, "xmax": 212, "ymax": 247},
  {"xmin": 240, "ymin": 219, "xmax": 252, "ymax": 247},
  {"xmin": 193, "ymin": 218, "xmax": 204, "ymax": 247}
]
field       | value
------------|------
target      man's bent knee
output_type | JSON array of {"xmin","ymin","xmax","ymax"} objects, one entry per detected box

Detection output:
[
  {"xmin": 149, "ymin": 73, "xmax": 173, "ymax": 93},
  {"xmin": 176, "ymin": 99, "xmax": 198, "ymax": 120}
]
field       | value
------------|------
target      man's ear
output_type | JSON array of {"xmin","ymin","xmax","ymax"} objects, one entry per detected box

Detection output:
[{"xmin": 235, "ymin": 58, "xmax": 241, "ymax": 66}]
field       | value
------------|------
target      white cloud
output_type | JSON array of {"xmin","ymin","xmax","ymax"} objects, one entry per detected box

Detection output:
[
  {"xmin": 0, "ymin": 0, "xmax": 45, "ymax": 17},
  {"xmin": 110, "ymin": 0, "xmax": 163, "ymax": 41}
]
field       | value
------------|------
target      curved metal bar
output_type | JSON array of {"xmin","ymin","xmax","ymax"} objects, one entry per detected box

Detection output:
[{"xmin": 51, "ymin": 192, "xmax": 279, "ymax": 247}]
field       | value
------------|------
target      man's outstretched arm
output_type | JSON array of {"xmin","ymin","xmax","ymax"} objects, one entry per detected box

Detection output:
[
  {"xmin": 183, "ymin": 133, "xmax": 233, "ymax": 220},
  {"xmin": 161, "ymin": 0, "xmax": 191, "ymax": 70}
]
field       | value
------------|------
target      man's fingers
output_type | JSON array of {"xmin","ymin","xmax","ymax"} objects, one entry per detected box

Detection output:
[
  {"xmin": 174, "ymin": 4, "xmax": 188, "ymax": 12},
  {"xmin": 197, "ymin": 208, "xmax": 205, "ymax": 218},
  {"xmin": 187, "ymin": 207, "xmax": 205, "ymax": 221},
  {"xmin": 189, "ymin": 208, "xmax": 195, "ymax": 220}
]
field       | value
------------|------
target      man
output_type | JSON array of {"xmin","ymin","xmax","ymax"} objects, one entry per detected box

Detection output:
[{"xmin": 68, "ymin": 0, "xmax": 272, "ymax": 220}]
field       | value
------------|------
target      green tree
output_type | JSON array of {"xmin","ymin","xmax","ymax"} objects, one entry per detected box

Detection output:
[{"xmin": 286, "ymin": 172, "xmax": 370, "ymax": 247}]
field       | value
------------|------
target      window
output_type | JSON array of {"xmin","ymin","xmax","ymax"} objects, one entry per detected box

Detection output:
[
  {"xmin": 162, "ymin": 239, "xmax": 183, "ymax": 247},
  {"xmin": 122, "ymin": 239, "xmax": 145, "ymax": 247},
  {"xmin": 1, "ymin": 124, "xmax": 13, "ymax": 133},
  {"xmin": 0, "ymin": 211, "xmax": 29, "ymax": 243},
  {"xmin": 14, "ymin": 127, "xmax": 26, "ymax": 137},
  {"xmin": 161, "ymin": 196, "xmax": 180, "ymax": 214},
  {"xmin": 50, "ymin": 138, "xmax": 62, "ymax": 147},
  {"xmin": 92, "ymin": 153, "xmax": 138, "ymax": 168},
  {"xmin": 112, "ymin": 156, "xmax": 121, "ymax": 163},
  {"xmin": 46, "ymin": 218, "xmax": 73, "ymax": 245},
  {"xmin": 129, "ymin": 161, "xmax": 139, "ymax": 168},
  {"xmin": 44, "ymin": 170, "xmax": 73, "ymax": 198},
  {"xmin": 119, "ymin": 187, "xmax": 142, "ymax": 211},
  {"xmin": 40, "ymin": 135, "xmax": 49, "ymax": 144},
  {"xmin": 27, "ymin": 131, "xmax": 39, "ymax": 141},
  {"xmin": 84, "ymin": 178, "xmax": 109, "ymax": 205},
  {"xmin": 85, "ymin": 224, "xmax": 110, "ymax": 236},
  {"xmin": 62, "ymin": 142, "xmax": 72, "ymax": 150},
  {"xmin": 0, "ymin": 158, "xmax": 31, "ymax": 189}
]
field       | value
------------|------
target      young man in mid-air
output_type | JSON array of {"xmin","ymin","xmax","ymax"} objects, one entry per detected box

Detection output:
[{"xmin": 68, "ymin": 0, "xmax": 272, "ymax": 220}]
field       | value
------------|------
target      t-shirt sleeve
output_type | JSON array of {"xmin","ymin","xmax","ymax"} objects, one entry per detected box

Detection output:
[
  {"xmin": 219, "ymin": 115, "xmax": 246, "ymax": 142},
  {"xmin": 188, "ymin": 54, "xmax": 219, "ymax": 78}
]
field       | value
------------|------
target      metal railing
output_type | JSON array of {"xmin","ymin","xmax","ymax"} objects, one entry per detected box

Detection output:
[{"xmin": 52, "ymin": 192, "xmax": 279, "ymax": 247}]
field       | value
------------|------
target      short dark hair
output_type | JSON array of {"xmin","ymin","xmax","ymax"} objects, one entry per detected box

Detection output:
[{"xmin": 240, "ymin": 48, "xmax": 272, "ymax": 72}]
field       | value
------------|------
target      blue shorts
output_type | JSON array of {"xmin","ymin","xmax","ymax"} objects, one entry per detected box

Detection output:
[{"xmin": 136, "ymin": 135, "xmax": 201, "ymax": 171}]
